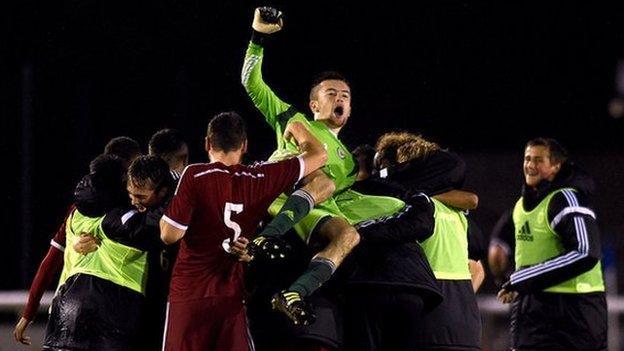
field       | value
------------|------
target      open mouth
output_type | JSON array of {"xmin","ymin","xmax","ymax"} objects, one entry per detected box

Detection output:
[{"xmin": 334, "ymin": 106, "xmax": 344, "ymax": 117}]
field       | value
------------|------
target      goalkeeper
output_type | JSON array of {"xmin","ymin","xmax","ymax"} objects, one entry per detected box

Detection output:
[{"xmin": 241, "ymin": 6, "xmax": 407, "ymax": 326}]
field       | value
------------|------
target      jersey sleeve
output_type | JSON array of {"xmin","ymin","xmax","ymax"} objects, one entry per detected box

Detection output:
[
  {"xmin": 241, "ymin": 41, "xmax": 296, "ymax": 135},
  {"xmin": 355, "ymin": 193, "xmax": 435, "ymax": 244},
  {"xmin": 51, "ymin": 204, "xmax": 75, "ymax": 251},
  {"xmin": 22, "ymin": 205, "xmax": 75, "ymax": 320},
  {"xmin": 163, "ymin": 167, "xmax": 196, "ymax": 230},
  {"xmin": 255, "ymin": 156, "xmax": 304, "ymax": 201},
  {"xmin": 22, "ymin": 246, "xmax": 64, "ymax": 320},
  {"xmin": 384, "ymin": 150, "xmax": 466, "ymax": 196},
  {"xmin": 419, "ymin": 150, "xmax": 466, "ymax": 195},
  {"xmin": 506, "ymin": 189, "xmax": 602, "ymax": 294},
  {"xmin": 102, "ymin": 206, "xmax": 164, "ymax": 251}
]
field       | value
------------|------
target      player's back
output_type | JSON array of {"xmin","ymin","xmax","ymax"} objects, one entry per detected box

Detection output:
[{"xmin": 165, "ymin": 159, "xmax": 302, "ymax": 302}]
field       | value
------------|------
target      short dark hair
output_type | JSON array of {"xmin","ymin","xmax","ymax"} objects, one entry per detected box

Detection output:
[
  {"xmin": 128, "ymin": 155, "xmax": 172, "ymax": 191},
  {"xmin": 87, "ymin": 153, "xmax": 128, "ymax": 208},
  {"xmin": 149, "ymin": 128, "xmax": 187, "ymax": 160},
  {"xmin": 104, "ymin": 136, "xmax": 141, "ymax": 164},
  {"xmin": 75, "ymin": 154, "xmax": 128, "ymax": 216},
  {"xmin": 526, "ymin": 137, "xmax": 568, "ymax": 165},
  {"xmin": 207, "ymin": 111, "xmax": 247, "ymax": 153},
  {"xmin": 89, "ymin": 153, "xmax": 127, "ymax": 189},
  {"xmin": 309, "ymin": 71, "xmax": 350, "ymax": 100}
]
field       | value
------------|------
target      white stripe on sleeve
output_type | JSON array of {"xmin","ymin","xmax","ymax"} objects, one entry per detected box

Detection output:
[
  {"xmin": 162, "ymin": 215, "xmax": 188, "ymax": 231},
  {"xmin": 50, "ymin": 239, "xmax": 65, "ymax": 252},
  {"xmin": 510, "ymin": 189, "xmax": 589, "ymax": 285},
  {"xmin": 296, "ymin": 155, "xmax": 305, "ymax": 181}
]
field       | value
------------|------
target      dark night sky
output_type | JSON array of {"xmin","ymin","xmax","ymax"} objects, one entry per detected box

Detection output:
[{"xmin": 4, "ymin": 1, "xmax": 624, "ymax": 288}]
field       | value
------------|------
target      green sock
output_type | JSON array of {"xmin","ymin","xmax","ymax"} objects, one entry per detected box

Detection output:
[
  {"xmin": 289, "ymin": 257, "xmax": 336, "ymax": 297},
  {"xmin": 261, "ymin": 189, "xmax": 314, "ymax": 238}
]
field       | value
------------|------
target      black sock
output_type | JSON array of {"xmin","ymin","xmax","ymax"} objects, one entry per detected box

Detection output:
[
  {"xmin": 262, "ymin": 189, "xmax": 314, "ymax": 237},
  {"xmin": 289, "ymin": 257, "xmax": 336, "ymax": 297}
]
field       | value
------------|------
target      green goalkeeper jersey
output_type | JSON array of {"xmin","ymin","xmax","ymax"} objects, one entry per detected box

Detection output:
[
  {"xmin": 242, "ymin": 42, "xmax": 357, "ymax": 193},
  {"xmin": 242, "ymin": 41, "xmax": 405, "ymax": 239}
]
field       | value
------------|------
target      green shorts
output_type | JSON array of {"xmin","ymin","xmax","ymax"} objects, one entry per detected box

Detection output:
[{"xmin": 268, "ymin": 189, "xmax": 405, "ymax": 241}]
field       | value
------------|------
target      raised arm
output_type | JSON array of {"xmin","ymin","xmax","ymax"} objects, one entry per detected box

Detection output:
[{"xmin": 241, "ymin": 7, "xmax": 293, "ymax": 134}]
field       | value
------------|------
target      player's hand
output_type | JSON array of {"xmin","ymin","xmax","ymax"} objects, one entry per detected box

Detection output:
[
  {"xmin": 497, "ymin": 287, "xmax": 518, "ymax": 304},
  {"xmin": 230, "ymin": 237, "xmax": 253, "ymax": 262},
  {"xmin": 73, "ymin": 232, "xmax": 101, "ymax": 255},
  {"xmin": 252, "ymin": 7, "xmax": 283, "ymax": 34},
  {"xmin": 13, "ymin": 317, "xmax": 32, "ymax": 345}
]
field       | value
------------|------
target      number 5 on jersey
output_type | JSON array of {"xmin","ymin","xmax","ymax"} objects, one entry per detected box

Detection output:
[{"xmin": 222, "ymin": 202, "xmax": 244, "ymax": 252}]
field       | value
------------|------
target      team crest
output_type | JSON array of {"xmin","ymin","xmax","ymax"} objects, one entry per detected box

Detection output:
[{"xmin": 337, "ymin": 147, "xmax": 346, "ymax": 159}]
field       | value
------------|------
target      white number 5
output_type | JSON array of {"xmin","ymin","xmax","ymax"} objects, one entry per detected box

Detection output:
[{"xmin": 222, "ymin": 202, "xmax": 244, "ymax": 252}]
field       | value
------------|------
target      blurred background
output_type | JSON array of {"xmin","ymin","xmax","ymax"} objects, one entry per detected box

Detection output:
[{"xmin": 3, "ymin": 1, "xmax": 624, "ymax": 349}]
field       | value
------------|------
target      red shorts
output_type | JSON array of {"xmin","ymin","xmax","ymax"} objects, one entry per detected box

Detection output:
[{"xmin": 163, "ymin": 296, "xmax": 252, "ymax": 351}]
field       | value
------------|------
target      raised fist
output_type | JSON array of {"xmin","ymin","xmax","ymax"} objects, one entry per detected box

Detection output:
[{"xmin": 252, "ymin": 7, "xmax": 284, "ymax": 34}]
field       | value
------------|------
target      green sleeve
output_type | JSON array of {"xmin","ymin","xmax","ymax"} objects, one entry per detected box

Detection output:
[{"xmin": 241, "ymin": 41, "xmax": 294, "ymax": 135}]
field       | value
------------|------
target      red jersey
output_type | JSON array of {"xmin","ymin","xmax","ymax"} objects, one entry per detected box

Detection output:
[
  {"xmin": 163, "ymin": 157, "xmax": 303, "ymax": 302},
  {"xmin": 51, "ymin": 204, "xmax": 74, "ymax": 250},
  {"xmin": 22, "ymin": 204, "xmax": 75, "ymax": 320}
]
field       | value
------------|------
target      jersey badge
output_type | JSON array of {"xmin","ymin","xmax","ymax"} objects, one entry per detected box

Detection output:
[{"xmin": 337, "ymin": 147, "xmax": 346, "ymax": 159}]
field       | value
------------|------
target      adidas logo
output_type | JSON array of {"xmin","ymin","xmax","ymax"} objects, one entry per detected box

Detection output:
[
  {"xmin": 517, "ymin": 221, "xmax": 533, "ymax": 241},
  {"xmin": 519, "ymin": 221, "xmax": 531, "ymax": 235}
]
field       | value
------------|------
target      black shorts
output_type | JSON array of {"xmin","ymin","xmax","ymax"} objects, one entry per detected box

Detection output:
[
  {"xmin": 511, "ymin": 291, "xmax": 607, "ymax": 351},
  {"xmin": 415, "ymin": 280, "xmax": 481, "ymax": 350},
  {"xmin": 43, "ymin": 273, "xmax": 143, "ymax": 351},
  {"xmin": 291, "ymin": 290, "xmax": 343, "ymax": 349},
  {"xmin": 344, "ymin": 290, "xmax": 425, "ymax": 351}
]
